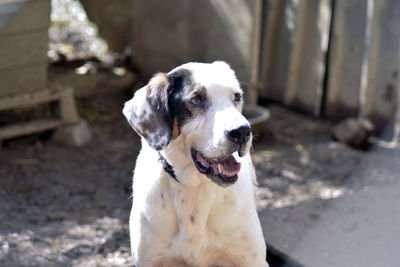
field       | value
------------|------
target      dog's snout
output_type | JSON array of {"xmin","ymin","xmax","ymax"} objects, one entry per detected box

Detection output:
[{"xmin": 227, "ymin": 125, "xmax": 251, "ymax": 144}]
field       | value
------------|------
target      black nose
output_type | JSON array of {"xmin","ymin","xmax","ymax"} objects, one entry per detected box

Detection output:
[{"xmin": 227, "ymin": 125, "xmax": 252, "ymax": 144}]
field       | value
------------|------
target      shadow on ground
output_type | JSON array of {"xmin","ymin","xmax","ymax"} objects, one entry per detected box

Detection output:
[{"xmin": 0, "ymin": 87, "xmax": 140, "ymax": 267}]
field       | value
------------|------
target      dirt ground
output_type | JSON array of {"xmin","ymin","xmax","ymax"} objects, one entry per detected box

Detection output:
[{"xmin": 0, "ymin": 71, "xmax": 365, "ymax": 266}]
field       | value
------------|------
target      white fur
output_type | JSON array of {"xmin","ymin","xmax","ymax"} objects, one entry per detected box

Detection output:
[{"xmin": 126, "ymin": 62, "xmax": 268, "ymax": 267}]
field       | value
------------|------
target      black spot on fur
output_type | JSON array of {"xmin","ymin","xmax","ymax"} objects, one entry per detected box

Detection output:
[{"xmin": 133, "ymin": 73, "xmax": 173, "ymax": 150}]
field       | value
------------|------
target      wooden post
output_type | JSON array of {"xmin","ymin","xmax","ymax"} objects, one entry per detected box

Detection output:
[
  {"xmin": 248, "ymin": 0, "xmax": 263, "ymax": 105},
  {"xmin": 260, "ymin": 0, "xmax": 297, "ymax": 102},
  {"xmin": 285, "ymin": 0, "xmax": 332, "ymax": 116},
  {"xmin": 363, "ymin": 0, "xmax": 400, "ymax": 130},
  {"xmin": 57, "ymin": 87, "xmax": 80, "ymax": 124},
  {"xmin": 324, "ymin": 0, "xmax": 369, "ymax": 120}
]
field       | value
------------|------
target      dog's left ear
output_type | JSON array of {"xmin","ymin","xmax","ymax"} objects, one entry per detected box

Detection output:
[{"xmin": 123, "ymin": 73, "xmax": 173, "ymax": 151}]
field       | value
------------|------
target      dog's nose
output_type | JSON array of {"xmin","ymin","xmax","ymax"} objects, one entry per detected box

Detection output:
[{"xmin": 227, "ymin": 125, "xmax": 251, "ymax": 144}]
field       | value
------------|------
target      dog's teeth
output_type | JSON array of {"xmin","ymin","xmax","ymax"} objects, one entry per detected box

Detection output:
[{"xmin": 217, "ymin": 164, "xmax": 222, "ymax": 174}]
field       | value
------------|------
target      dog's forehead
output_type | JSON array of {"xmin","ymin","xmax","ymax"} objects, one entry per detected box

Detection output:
[{"xmin": 172, "ymin": 61, "xmax": 241, "ymax": 93}]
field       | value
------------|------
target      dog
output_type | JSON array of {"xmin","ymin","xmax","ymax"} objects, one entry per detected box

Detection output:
[{"xmin": 123, "ymin": 61, "xmax": 268, "ymax": 267}]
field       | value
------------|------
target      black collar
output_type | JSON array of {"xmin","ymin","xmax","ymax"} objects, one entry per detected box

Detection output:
[{"xmin": 158, "ymin": 152, "xmax": 180, "ymax": 184}]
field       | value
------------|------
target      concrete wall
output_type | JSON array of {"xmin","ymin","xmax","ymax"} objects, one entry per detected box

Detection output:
[
  {"xmin": 81, "ymin": 0, "xmax": 132, "ymax": 54},
  {"xmin": 131, "ymin": 0, "xmax": 255, "ymax": 84}
]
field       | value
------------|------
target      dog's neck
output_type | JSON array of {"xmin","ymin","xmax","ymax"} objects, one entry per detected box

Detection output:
[
  {"xmin": 158, "ymin": 152, "xmax": 180, "ymax": 184},
  {"xmin": 159, "ymin": 148, "xmax": 234, "ymax": 251},
  {"xmin": 161, "ymin": 140, "xmax": 206, "ymax": 188}
]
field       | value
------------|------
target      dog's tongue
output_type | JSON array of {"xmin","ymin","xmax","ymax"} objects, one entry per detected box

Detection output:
[
  {"xmin": 211, "ymin": 155, "xmax": 241, "ymax": 177},
  {"xmin": 196, "ymin": 152, "xmax": 210, "ymax": 168}
]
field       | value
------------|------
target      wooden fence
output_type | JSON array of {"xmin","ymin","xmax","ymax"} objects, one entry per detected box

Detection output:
[
  {"xmin": 258, "ymin": 0, "xmax": 400, "ymax": 129},
  {"xmin": 0, "ymin": 0, "xmax": 50, "ymax": 97}
]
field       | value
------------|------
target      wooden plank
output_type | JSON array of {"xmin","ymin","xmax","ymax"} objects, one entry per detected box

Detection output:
[
  {"xmin": 363, "ymin": 0, "xmax": 400, "ymax": 130},
  {"xmin": 0, "ymin": 87, "xmax": 73, "ymax": 111},
  {"xmin": 0, "ymin": 64, "xmax": 48, "ymax": 97},
  {"xmin": 285, "ymin": 0, "xmax": 332, "ymax": 116},
  {"xmin": 0, "ymin": 29, "xmax": 48, "ymax": 69},
  {"xmin": 0, "ymin": 0, "xmax": 50, "ymax": 35},
  {"xmin": 324, "ymin": 0, "xmax": 369, "ymax": 120},
  {"xmin": 0, "ymin": 119, "xmax": 63, "ymax": 139},
  {"xmin": 259, "ymin": 0, "xmax": 299, "ymax": 102}
]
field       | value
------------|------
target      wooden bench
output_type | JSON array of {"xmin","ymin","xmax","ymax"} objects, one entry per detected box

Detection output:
[{"xmin": 0, "ymin": 0, "xmax": 90, "ymax": 147}]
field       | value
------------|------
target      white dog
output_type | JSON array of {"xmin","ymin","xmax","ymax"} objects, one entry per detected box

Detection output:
[{"xmin": 123, "ymin": 61, "xmax": 268, "ymax": 267}]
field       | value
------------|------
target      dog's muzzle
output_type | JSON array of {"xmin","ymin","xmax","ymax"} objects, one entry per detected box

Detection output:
[
  {"xmin": 226, "ymin": 125, "xmax": 252, "ymax": 157},
  {"xmin": 226, "ymin": 125, "xmax": 251, "ymax": 145}
]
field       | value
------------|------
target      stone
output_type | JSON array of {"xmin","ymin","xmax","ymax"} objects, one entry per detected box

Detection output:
[
  {"xmin": 332, "ymin": 117, "xmax": 375, "ymax": 148},
  {"xmin": 52, "ymin": 119, "xmax": 92, "ymax": 147}
]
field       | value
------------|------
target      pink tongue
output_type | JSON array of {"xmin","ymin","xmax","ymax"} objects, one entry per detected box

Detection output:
[
  {"xmin": 196, "ymin": 152, "xmax": 210, "ymax": 167},
  {"xmin": 211, "ymin": 155, "xmax": 241, "ymax": 177}
]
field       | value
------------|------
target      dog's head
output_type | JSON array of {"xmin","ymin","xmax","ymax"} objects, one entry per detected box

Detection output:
[{"xmin": 123, "ymin": 61, "xmax": 252, "ymax": 186}]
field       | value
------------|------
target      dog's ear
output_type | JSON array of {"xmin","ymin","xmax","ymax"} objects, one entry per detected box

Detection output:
[{"xmin": 123, "ymin": 73, "xmax": 173, "ymax": 151}]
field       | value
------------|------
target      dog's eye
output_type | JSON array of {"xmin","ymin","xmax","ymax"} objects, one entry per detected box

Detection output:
[
  {"xmin": 190, "ymin": 94, "xmax": 204, "ymax": 107},
  {"xmin": 234, "ymin": 93, "xmax": 242, "ymax": 103}
]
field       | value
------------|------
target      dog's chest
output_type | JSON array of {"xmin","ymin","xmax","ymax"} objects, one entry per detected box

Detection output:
[
  {"xmin": 169, "ymin": 182, "xmax": 219, "ymax": 242},
  {"xmin": 159, "ymin": 182, "xmax": 245, "ymax": 262}
]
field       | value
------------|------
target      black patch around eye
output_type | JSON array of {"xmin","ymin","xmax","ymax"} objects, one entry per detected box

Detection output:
[
  {"xmin": 189, "ymin": 94, "xmax": 205, "ymax": 107},
  {"xmin": 168, "ymin": 69, "xmax": 195, "ymax": 128},
  {"xmin": 234, "ymin": 93, "xmax": 242, "ymax": 103}
]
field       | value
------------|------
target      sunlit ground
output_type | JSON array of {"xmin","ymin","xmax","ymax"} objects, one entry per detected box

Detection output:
[
  {"xmin": 252, "ymin": 106, "xmax": 362, "ymax": 210},
  {"xmin": 0, "ymin": 217, "xmax": 131, "ymax": 267}
]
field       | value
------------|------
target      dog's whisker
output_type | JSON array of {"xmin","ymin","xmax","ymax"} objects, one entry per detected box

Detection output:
[{"xmin": 205, "ymin": 138, "xmax": 216, "ymax": 151}]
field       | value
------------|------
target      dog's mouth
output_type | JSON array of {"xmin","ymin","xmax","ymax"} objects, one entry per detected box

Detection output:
[{"xmin": 191, "ymin": 148, "xmax": 241, "ymax": 186}]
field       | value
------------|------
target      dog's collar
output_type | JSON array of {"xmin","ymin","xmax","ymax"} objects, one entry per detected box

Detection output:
[{"xmin": 158, "ymin": 152, "xmax": 180, "ymax": 183}]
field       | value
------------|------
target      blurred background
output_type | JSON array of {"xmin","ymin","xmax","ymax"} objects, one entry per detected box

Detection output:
[{"xmin": 0, "ymin": 0, "xmax": 399, "ymax": 266}]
